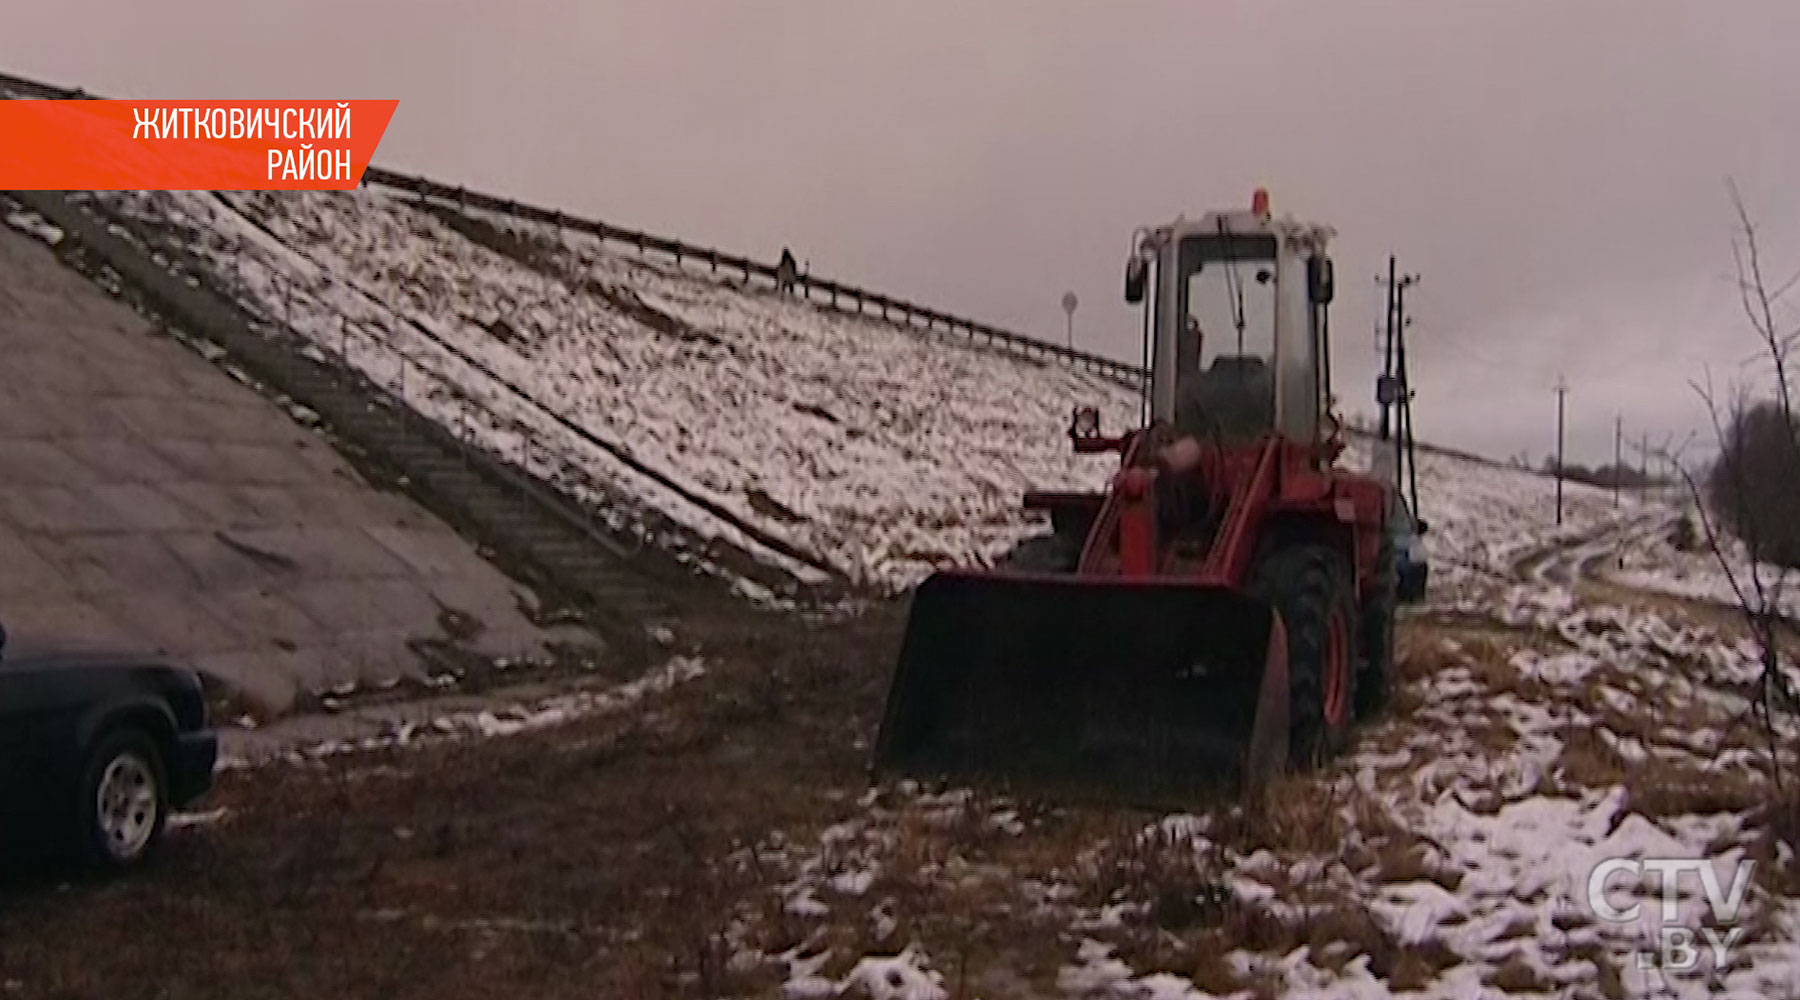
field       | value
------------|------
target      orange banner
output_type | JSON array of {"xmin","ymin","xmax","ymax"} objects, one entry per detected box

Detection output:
[{"xmin": 0, "ymin": 100, "xmax": 398, "ymax": 190}]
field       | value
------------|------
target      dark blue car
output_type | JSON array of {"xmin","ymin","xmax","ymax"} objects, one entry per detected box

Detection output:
[
  {"xmin": 0, "ymin": 622, "xmax": 217, "ymax": 873},
  {"xmin": 1392, "ymin": 497, "xmax": 1430, "ymax": 603}
]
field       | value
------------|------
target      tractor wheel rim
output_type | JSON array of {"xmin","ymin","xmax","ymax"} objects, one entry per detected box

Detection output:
[
  {"xmin": 97, "ymin": 752, "xmax": 158, "ymax": 860},
  {"xmin": 1322, "ymin": 614, "xmax": 1350, "ymax": 726}
]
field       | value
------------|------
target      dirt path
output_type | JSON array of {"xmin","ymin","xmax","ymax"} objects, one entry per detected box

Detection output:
[
  {"xmin": 1532, "ymin": 509, "xmax": 1800, "ymax": 663},
  {"xmin": 1509, "ymin": 510, "xmax": 1666, "ymax": 588}
]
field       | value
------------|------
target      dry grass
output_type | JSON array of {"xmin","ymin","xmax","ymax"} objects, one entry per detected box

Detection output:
[
  {"xmin": 1370, "ymin": 841, "xmax": 1464, "ymax": 893},
  {"xmin": 1383, "ymin": 936, "xmax": 1465, "ymax": 991},
  {"xmin": 1624, "ymin": 763, "xmax": 1765, "ymax": 819},
  {"xmin": 1747, "ymin": 781, "xmax": 1800, "ymax": 896},
  {"xmin": 1091, "ymin": 770, "xmax": 1464, "ymax": 993},
  {"xmin": 1392, "ymin": 630, "xmax": 1476, "ymax": 686},
  {"xmin": 1550, "ymin": 723, "xmax": 1633, "ymax": 790},
  {"xmin": 1493, "ymin": 915, "xmax": 1540, "ymax": 943},
  {"xmin": 1082, "ymin": 827, "xmax": 1228, "ymax": 924},
  {"xmin": 1578, "ymin": 575, "xmax": 1800, "ymax": 661},
  {"xmin": 1329, "ymin": 792, "xmax": 1461, "ymax": 893},
  {"xmin": 722, "ymin": 791, "xmax": 1176, "ymax": 998},
  {"xmin": 1541, "ymin": 938, "xmax": 1630, "ymax": 1000},
  {"xmin": 1764, "ymin": 782, "xmax": 1800, "ymax": 852},
  {"xmin": 1538, "ymin": 661, "xmax": 1773, "ymax": 817},
  {"xmin": 1483, "ymin": 954, "xmax": 1561, "ymax": 992},
  {"xmin": 1212, "ymin": 772, "xmax": 1351, "ymax": 856},
  {"xmin": 965, "ymin": 759, "xmax": 1472, "ymax": 995},
  {"xmin": 1454, "ymin": 641, "xmax": 1555, "ymax": 706},
  {"xmin": 1100, "ymin": 888, "xmax": 1460, "ymax": 998}
]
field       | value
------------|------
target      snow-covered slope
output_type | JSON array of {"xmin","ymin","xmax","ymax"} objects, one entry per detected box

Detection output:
[
  {"xmin": 95, "ymin": 188, "xmax": 1138, "ymax": 596},
  {"xmin": 1342, "ymin": 432, "xmax": 1634, "ymax": 598},
  {"xmin": 74, "ymin": 187, "xmax": 1633, "ymax": 605},
  {"xmin": 1607, "ymin": 498, "xmax": 1800, "ymax": 618}
]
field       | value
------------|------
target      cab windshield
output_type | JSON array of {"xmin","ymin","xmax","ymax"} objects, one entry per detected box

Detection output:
[{"xmin": 1173, "ymin": 233, "xmax": 1278, "ymax": 440}]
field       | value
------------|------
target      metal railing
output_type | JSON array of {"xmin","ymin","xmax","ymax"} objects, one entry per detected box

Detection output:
[
  {"xmin": 0, "ymin": 70, "xmax": 87, "ymax": 100},
  {"xmin": 0, "ymin": 67, "xmax": 1148, "ymax": 388},
  {"xmin": 365, "ymin": 167, "xmax": 1146, "ymax": 386}
]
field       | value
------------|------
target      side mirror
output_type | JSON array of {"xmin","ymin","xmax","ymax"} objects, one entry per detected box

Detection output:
[
  {"xmin": 1416, "ymin": 518, "xmax": 1430, "ymax": 536},
  {"xmin": 1376, "ymin": 374, "xmax": 1403, "ymax": 407},
  {"xmin": 1124, "ymin": 258, "xmax": 1146, "ymax": 304},
  {"xmin": 1307, "ymin": 256, "xmax": 1335, "ymax": 304},
  {"xmin": 1070, "ymin": 405, "xmax": 1101, "ymax": 438}
]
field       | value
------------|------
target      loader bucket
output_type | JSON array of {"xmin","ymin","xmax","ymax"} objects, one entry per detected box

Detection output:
[{"xmin": 873, "ymin": 571, "xmax": 1290, "ymax": 806}]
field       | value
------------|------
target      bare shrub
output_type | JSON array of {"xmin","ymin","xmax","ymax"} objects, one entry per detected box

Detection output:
[
  {"xmin": 1663, "ymin": 181, "xmax": 1800, "ymax": 790},
  {"xmin": 1669, "ymin": 512, "xmax": 1701, "ymax": 552},
  {"xmin": 1707, "ymin": 399, "xmax": 1800, "ymax": 568}
]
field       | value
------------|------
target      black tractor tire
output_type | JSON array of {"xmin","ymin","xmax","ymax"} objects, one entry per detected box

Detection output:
[
  {"xmin": 1249, "ymin": 545, "xmax": 1360, "ymax": 764},
  {"xmin": 1358, "ymin": 528, "xmax": 1398, "ymax": 718},
  {"xmin": 75, "ymin": 727, "xmax": 169, "ymax": 875},
  {"xmin": 997, "ymin": 533, "xmax": 1081, "ymax": 573}
]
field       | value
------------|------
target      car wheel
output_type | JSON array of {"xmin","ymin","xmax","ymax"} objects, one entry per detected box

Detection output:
[{"xmin": 78, "ymin": 728, "xmax": 168, "ymax": 874}]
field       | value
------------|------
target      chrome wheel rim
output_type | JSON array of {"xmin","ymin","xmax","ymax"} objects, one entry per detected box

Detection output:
[{"xmin": 96, "ymin": 752, "xmax": 158, "ymax": 860}]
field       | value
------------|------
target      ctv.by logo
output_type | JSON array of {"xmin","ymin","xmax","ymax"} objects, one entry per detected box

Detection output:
[{"xmin": 1586, "ymin": 857, "xmax": 1756, "ymax": 974}]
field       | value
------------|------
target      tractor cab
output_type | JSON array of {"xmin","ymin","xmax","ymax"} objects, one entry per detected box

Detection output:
[{"xmin": 1126, "ymin": 190, "xmax": 1336, "ymax": 452}]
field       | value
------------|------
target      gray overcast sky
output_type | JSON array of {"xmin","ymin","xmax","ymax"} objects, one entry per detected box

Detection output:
[{"xmin": 11, "ymin": 1, "xmax": 1800, "ymax": 465}]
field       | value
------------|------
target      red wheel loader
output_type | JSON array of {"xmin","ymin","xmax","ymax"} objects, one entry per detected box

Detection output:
[{"xmin": 872, "ymin": 192, "xmax": 1399, "ymax": 804}]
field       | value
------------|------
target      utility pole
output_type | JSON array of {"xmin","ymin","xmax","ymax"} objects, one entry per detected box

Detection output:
[
  {"xmin": 1394, "ymin": 285, "xmax": 1419, "ymax": 512},
  {"xmin": 1555, "ymin": 377, "xmax": 1569, "ymax": 526},
  {"xmin": 1620, "ymin": 413, "xmax": 1634, "ymax": 507},
  {"xmin": 1376, "ymin": 259, "xmax": 1420, "ymax": 445},
  {"xmin": 1391, "ymin": 282, "xmax": 1408, "ymax": 481},
  {"xmin": 1379, "ymin": 257, "xmax": 1396, "ymax": 441}
]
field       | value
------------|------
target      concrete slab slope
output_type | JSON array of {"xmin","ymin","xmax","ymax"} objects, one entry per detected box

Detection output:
[{"xmin": 0, "ymin": 225, "xmax": 578, "ymax": 715}]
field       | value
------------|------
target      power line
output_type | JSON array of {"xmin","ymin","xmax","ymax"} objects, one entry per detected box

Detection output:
[
  {"xmin": 1416, "ymin": 339, "xmax": 1555, "ymax": 379},
  {"xmin": 1409, "ymin": 327, "xmax": 1764, "ymax": 383}
]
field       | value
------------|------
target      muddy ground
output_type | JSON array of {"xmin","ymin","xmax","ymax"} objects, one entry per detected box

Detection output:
[
  {"xmin": 0, "ymin": 611, "xmax": 1566, "ymax": 1000},
  {"xmin": 0, "ymin": 602, "xmax": 909, "ymax": 1000},
  {"xmin": 6, "ymin": 552, "xmax": 1800, "ymax": 1000}
]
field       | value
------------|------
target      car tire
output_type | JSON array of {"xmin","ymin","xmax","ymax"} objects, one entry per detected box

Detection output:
[
  {"xmin": 1397, "ymin": 562, "xmax": 1428, "ymax": 603},
  {"xmin": 76, "ymin": 727, "xmax": 169, "ymax": 874}
]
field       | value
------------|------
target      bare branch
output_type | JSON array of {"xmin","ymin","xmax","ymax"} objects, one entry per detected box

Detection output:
[
  {"xmin": 1673, "ymin": 184, "xmax": 1800, "ymax": 785},
  {"xmin": 1730, "ymin": 178, "xmax": 1800, "ymax": 425},
  {"xmin": 1770, "ymin": 264, "xmax": 1800, "ymax": 304},
  {"xmin": 1680, "ymin": 376, "xmax": 1757, "ymax": 613}
]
